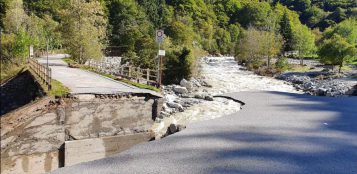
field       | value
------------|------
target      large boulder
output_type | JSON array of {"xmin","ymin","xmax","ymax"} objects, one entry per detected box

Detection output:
[
  {"xmin": 173, "ymin": 86, "xmax": 188, "ymax": 94},
  {"xmin": 180, "ymin": 79, "xmax": 194, "ymax": 91}
]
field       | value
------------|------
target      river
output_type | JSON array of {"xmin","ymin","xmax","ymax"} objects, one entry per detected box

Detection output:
[{"xmin": 152, "ymin": 56, "xmax": 301, "ymax": 137}]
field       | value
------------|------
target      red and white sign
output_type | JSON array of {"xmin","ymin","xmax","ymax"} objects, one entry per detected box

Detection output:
[{"xmin": 156, "ymin": 30, "xmax": 164, "ymax": 43}]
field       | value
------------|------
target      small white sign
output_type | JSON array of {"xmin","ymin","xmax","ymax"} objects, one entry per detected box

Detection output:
[
  {"xmin": 156, "ymin": 30, "xmax": 164, "ymax": 43},
  {"xmin": 158, "ymin": 50, "xmax": 166, "ymax": 56},
  {"xmin": 29, "ymin": 45, "xmax": 34, "ymax": 56}
]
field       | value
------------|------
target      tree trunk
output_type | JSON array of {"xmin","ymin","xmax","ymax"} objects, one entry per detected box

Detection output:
[{"xmin": 300, "ymin": 57, "xmax": 304, "ymax": 66}]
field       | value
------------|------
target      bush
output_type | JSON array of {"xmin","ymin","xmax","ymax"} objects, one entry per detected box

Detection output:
[
  {"xmin": 163, "ymin": 47, "xmax": 193, "ymax": 85},
  {"xmin": 275, "ymin": 57, "xmax": 290, "ymax": 73}
]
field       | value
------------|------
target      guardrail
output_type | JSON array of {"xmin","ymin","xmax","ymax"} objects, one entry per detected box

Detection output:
[
  {"xmin": 28, "ymin": 58, "xmax": 52, "ymax": 90},
  {"xmin": 87, "ymin": 60, "xmax": 158, "ymax": 86}
]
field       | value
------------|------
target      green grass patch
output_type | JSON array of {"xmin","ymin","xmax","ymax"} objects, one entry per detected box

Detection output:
[
  {"xmin": 1, "ymin": 64, "xmax": 26, "ymax": 84},
  {"xmin": 63, "ymin": 57, "xmax": 76, "ymax": 64},
  {"xmin": 120, "ymin": 79, "xmax": 160, "ymax": 92},
  {"xmin": 350, "ymin": 61, "xmax": 357, "ymax": 65},
  {"xmin": 287, "ymin": 65, "xmax": 312, "ymax": 73},
  {"xmin": 341, "ymin": 66, "xmax": 353, "ymax": 72},
  {"xmin": 48, "ymin": 80, "xmax": 70, "ymax": 97}
]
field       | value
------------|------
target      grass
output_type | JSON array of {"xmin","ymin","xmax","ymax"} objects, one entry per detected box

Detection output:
[
  {"xmin": 0, "ymin": 63, "xmax": 26, "ymax": 84},
  {"xmin": 80, "ymin": 65, "xmax": 160, "ymax": 92},
  {"xmin": 286, "ymin": 65, "xmax": 312, "ymax": 73},
  {"xmin": 63, "ymin": 57, "xmax": 77, "ymax": 65},
  {"xmin": 48, "ymin": 80, "xmax": 70, "ymax": 97},
  {"xmin": 341, "ymin": 66, "xmax": 353, "ymax": 72},
  {"xmin": 120, "ymin": 79, "xmax": 160, "ymax": 92}
]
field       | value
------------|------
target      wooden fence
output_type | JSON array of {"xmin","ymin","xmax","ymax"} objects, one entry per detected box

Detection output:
[
  {"xmin": 87, "ymin": 60, "xmax": 158, "ymax": 86},
  {"xmin": 28, "ymin": 58, "xmax": 52, "ymax": 90}
]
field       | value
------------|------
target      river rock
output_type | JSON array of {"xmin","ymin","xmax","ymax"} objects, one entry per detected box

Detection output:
[
  {"xmin": 167, "ymin": 102, "xmax": 184, "ymax": 112},
  {"xmin": 180, "ymin": 79, "xmax": 194, "ymax": 91},
  {"xmin": 173, "ymin": 86, "xmax": 188, "ymax": 94},
  {"xmin": 317, "ymin": 88, "xmax": 327, "ymax": 96},
  {"xmin": 204, "ymin": 95, "xmax": 214, "ymax": 101},
  {"xmin": 194, "ymin": 94, "xmax": 205, "ymax": 99},
  {"xmin": 168, "ymin": 124, "xmax": 186, "ymax": 134},
  {"xmin": 191, "ymin": 78, "xmax": 202, "ymax": 87}
]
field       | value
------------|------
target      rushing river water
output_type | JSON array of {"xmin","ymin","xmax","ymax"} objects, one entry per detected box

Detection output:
[{"xmin": 152, "ymin": 57, "xmax": 301, "ymax": 137}]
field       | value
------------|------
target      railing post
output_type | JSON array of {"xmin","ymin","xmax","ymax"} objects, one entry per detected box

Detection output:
[
  {"xmin": 146, "ymin": 68, "xmax": 150, "ymax": 82},
  {"xmin": 128, "ymin": 66, "xmax": 132, "ymax": 78},
  {"xmin": 136, "ymin": 67, "xmax": 140, "ymax": 83}
]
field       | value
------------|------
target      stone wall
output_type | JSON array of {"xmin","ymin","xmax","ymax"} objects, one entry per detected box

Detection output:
[
  {"xmin": 1, "ymin": 94, "xmax": 162, "ymax": 174},
  {"xmin": 0, "ymin": 70, "xmax": 45, "ymax": 115}
]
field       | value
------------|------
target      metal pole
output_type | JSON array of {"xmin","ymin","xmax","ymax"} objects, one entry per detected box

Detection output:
[
  {"xmin": 160, "ymin": 55, "xmax": 163, "ymax": 86},
  {"xmin": 46, "ymin": 38, "xmax": 49, "ymax": 69},
  {"xmin": 157, "ymin": 43, "xmax": 161, "ymax": 86},
  {"xmin": 0, "ymin": 28, "xmax": 2, "ymax": 64}
]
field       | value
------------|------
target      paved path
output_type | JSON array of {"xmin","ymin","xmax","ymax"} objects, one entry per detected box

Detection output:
[
  {"xmin": 37, "ymin": 55, "xmax": 161, "ymax": 97},
  {"xmin": 52, "ymin": 91, "xmax": 357, "ymax": 174}
]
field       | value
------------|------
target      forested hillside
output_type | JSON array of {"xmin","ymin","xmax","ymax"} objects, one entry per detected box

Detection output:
[
  {"xmin": 1, "ymin": 0, "xmax": 356, "ymax": 84},
  {"xmin": 275, "ymin": 0, "xmax": 357, "ymax": 29}
]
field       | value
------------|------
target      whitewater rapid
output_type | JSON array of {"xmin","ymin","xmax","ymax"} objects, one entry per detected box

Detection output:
[{"xmin": 152, "ymin": 57, "xmax": 300, "ymax": 137}]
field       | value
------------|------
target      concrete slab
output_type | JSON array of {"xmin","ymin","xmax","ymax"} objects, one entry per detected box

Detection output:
[{"xmin": 64, "ymin": 133, "xmax": 152, "ymax": 167}]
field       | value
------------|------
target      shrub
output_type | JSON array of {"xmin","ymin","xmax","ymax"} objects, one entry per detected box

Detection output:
[
  {"xmin": 275, "ymin": 57, "xmax": 290, "ymax": 73},
  {"xmin": 163, "ymin": 47, "xmax": 193, "ymax": 85}
]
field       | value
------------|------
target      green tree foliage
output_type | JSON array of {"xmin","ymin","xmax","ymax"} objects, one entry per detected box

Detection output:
[
  {"xmin": 60, "ymin": 0, "xmax": 106, "ymax": 64},
  {"xmin": 319, "ymin": 34, "xmax": 356, "ymax": 72},
  {"xmin": 319, "ymin": 18, "xmax": 357, "ymax": 72},
  {"xmin": 106, "ymin": 0, "xmax": 156, "ymax": 68},
  {"xmin": 236, "ymin": 27, "xmax": 283, "ymax": 70},
  {"xmin": 0, "ymin": 0, "xmax": 9, "ymax": 29},
  {"xmin": 163, "ymin": 47, "xmax": 193, "ymax": 84},
  {"xmin": 279, "ymin": 11, "xmax": 294, "ymax": 51},
  {"xmin": 292, "ymin": 24, "xmax": 316, "ymax": 64},
  {"xmin": 276, "ymin": 0, "xmax": 357, "ymax": 30}
]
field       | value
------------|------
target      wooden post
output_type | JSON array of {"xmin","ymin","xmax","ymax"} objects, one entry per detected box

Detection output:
[
  {"xmin": 146, "ymin": 68, "xmax": 150, "ymax": 82},
  {"xmin": 136, "ymin": 67, "xmax": 140, "ymax": 83},
  {"xmin": 128, "ymin": 66, "xmax": 132, "ymax": 78}
]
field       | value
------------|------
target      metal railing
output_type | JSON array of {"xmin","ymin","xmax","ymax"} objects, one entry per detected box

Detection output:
[
  {"xmin": 28, "ymin": 58, "xmax": 52, "ymax": 90},
  {"xmin": 88, "ymin": 60, "xmax": 158, "ymax": 86}
]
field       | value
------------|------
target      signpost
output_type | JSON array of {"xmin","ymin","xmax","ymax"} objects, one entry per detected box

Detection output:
[{"xmin": 156, "ymin": 30, "xmax": 165, "ymax": 86}]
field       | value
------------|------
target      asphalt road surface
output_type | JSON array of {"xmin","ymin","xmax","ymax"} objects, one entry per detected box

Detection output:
[
  {"xmin": 52, "ymin": 91, "xmax": 357, "ymax": 174},
  {"xmin": 37, "ymin": 55, "xmax": 161, "ymax": 96}
]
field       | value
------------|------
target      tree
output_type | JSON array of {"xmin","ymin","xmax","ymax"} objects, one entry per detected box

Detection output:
[
  {"xmin": 60, "ymin": 0, "xmax": 106, "ymax": 64},
  {"xmin": 292, "ymin": 24, "xmax": 316, "ymax": 65},
  {"xmin": 3, "ymin": 0, "xmax": 27, "ymax": 33},
  {"xmin": 279, "ymin": 11, "xmax": 294, "ymax": 51},
  {"xmin": 261, "ymin": 31, "xmax": 283, "ymax": 68},
  {"xmin": 319, "ymin": 34, "xmax": 356, "ymax": 73},
  {"xmin": 0, "ymin": 0, "xmax": 8, "ymax": 29}
]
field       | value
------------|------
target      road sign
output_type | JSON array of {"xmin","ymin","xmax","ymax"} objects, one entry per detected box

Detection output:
[
  {"xmin": 29, "ymin": 45, "xmax": 34, "ymax": 57},
  {"xmin": 158, "ymin": 50, "xmax": 165, "ymax": 56},
  {"xmin": 156, "ymin": 30, "xmax": 164, "ymax": 43}
]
